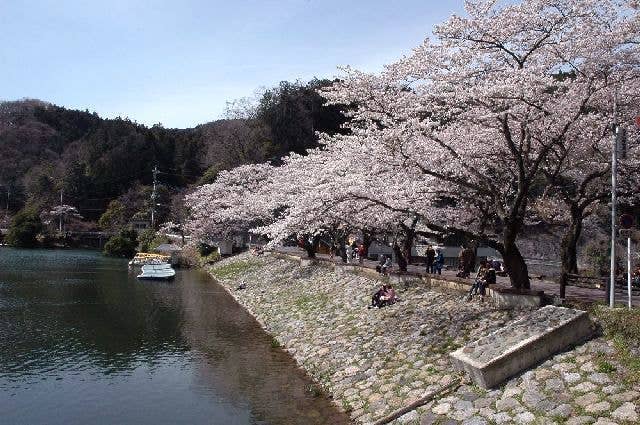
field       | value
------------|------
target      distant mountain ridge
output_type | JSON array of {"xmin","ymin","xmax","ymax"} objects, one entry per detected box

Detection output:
[{"xmin": 0, "ymin": 79, "xmax": 346, "ymax": 224}]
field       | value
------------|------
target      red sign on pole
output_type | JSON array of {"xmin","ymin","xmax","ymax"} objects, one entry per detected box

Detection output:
[{"xmin": 635, "ymin": 116, "xmax": 640, "ymax": 128}]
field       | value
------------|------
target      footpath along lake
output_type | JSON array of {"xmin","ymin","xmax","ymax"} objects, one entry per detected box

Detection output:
[{"xmin": 0, "ymin": 248, "xmax": 348, "ymax": 425}]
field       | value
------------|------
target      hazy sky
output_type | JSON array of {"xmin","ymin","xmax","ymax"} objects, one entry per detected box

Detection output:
[{"xmin": 1, "ymin": 0, "xmax": 465, "ymax": 128}]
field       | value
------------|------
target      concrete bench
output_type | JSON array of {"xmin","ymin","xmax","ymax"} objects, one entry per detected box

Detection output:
[{"xmin": 449, "ymin": 305, "xmax": 594, "ymax": 389}]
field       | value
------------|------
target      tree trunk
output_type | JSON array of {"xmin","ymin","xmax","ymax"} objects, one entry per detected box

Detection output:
[
  {"xmin": 500, "ymin": 221, "xmax": 530, "ymax": 290},
  {"xmin": 362, "ymin": 230, "xmax": 373, "ymax": 258},
  {"xmin": 559, "ymin": 208, "xmax": 583, "ymax": 299},
  {"xmin": 402, "ymin": 228, "xmax": 415, "ymax": 266},
  {"xmin": 397, "ymin": 218, "xmax": 417, "ymax": 268},
  {"xmin": 336, "ymin": 233, "xmax": 348, "ymax": 263}
]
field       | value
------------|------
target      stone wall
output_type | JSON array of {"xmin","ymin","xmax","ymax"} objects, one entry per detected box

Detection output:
[{"xmin": 208, "ymin": 253, "xmax": 639, "ymax": 424}]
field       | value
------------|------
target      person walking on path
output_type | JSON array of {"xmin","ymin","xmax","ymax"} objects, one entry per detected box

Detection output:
[
  {"xmin": 434, "ymin": 248, "xmax": 444, "ymax": 275},
  {"xmin": 345, "ymin": 244, "xmax": 353, "ymax": 264},
  {"xmin": 358, "ymin": 243, "xmax": 366, "ymax": 264},
  {"xmin": 425, "ymin": 245, "xmax": 435, "ymax": 273}
]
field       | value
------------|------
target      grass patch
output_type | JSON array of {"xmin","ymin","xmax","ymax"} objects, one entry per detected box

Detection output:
[
  {"xmin": 596, "ymin": 359, "xmax": 617, "ymax": 373},
  {"xmin": 210, "ymin": 259, "xmax": 259, "ymax": 280},
  {"xmin": 307, "ymin": 383, "xmax": 324, "ymax": 398},
  {"xmin": 199, "ymin": 251, "xmax": 221, "ymax": 266},
  {"xmin": 294, "ymin": 293, "xmax": 329, "ymax": 311},
  {"xmin": 270, "ymin": 337, "xmax": 281, "ymax": 349},
  {"xmin": 592, "ymin": 306, "xmax": 640, "ymax": 384},
  {"xmin": 551, "ymin": 415, "xmax": 568, "ymax": 424},
  {"xmin": 595, "ymin": 307, "xmax": 640, "ymax": 340}
]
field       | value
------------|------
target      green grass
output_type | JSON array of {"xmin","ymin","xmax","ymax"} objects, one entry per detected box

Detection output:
[
  {"xmin": 307, "ymin": 383, "xmax": 324, "ymax": 398},
  {"xmin": 341, "ymin": 399, "xmax": 353, "ymax": 412},
  {"xmin": 551, "ymin": 415, "xmax": 569, "ymax": 424},
  {"xmin": 592, "ymin": 306, "xmax": 640, "ymax": 384},
  {"xmin": 270, "ymin": 337, "xmax": 281, "ymax": 349},
  {"xmin": 596, "ymin": 359, "xmax": 617, "ymax": 373},
  {"xmin": 199, "ymin": 251, "xmax": 221, "ymax": 266},
  {"xmin": 294, "ymin": 293, "xmax": 329, "ymax": 311},
  {"xmin": 210, "ymin": 259, "xmax": 259, "ymax": 280}
]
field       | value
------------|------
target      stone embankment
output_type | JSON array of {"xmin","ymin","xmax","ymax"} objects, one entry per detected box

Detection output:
[{"xmin": 209, "ymin": 253, "xmax": 639, "ymax": 425}]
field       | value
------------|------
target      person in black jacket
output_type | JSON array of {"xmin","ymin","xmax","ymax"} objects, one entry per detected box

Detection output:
[
  {"xmin": 425, "ymin": 245, "xmax": 435, "ymax": 273},
  {"xmin": 467, "ymin": 260, "xmax": 495, "ymax": 302}
]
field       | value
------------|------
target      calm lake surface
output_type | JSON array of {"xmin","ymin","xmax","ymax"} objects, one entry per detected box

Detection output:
[{"xmin": 0, "ymin": 248, "xmax": 348, "ymax": 425}]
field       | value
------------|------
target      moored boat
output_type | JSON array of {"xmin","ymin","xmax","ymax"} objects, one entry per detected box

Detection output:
[{"xmin": 136, "ymin": 263, "xmax": 176, "ymax": 280}]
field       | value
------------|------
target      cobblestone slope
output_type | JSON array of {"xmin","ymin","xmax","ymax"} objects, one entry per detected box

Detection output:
[{"xmin": 209, "ymin": 254, "xmax": 639, "ymax": 425}]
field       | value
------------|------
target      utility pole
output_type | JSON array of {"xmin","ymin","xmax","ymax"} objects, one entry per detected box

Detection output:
[
  {"xmin": 628, "ymin": 237, "xmax": 632, "ymax": 310},
  {"xmin": 59, "ymin": 189, "xmax": 64, "ymax": 233},
  {"xmin": 151, "ymin": 165, "xmax": 159, "ymax": 229}
]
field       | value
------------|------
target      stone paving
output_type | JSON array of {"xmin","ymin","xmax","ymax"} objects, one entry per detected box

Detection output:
[{"xmin": 209, "ymin": 253, "xmax": 639, "ymax": 425}]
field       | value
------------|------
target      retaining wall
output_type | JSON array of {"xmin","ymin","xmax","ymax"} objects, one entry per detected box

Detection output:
[{"xmin": 271, "ymin": 251, "xmax": 544, "ymax": 309}]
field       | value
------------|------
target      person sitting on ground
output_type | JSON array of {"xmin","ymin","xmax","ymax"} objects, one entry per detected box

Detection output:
[
  {"xmin": 370, "ymin": 284, "xmax": 397, "ymax": 308},
  {"xmin": 381, "ymin": 284, "xmax": 397, "ymax": 306},
  {"xmin": 479, "ymin": 263, "xmax": 496, "ymax": 301},
  {"xmin": 467, "ymin": 260, "xmax": 489, "ymax": 301},
  {"xmin": 381, "ymin": 256, "xmax": 393, "ymax": 275},
  {"xmin": 371, "ymin": 284, "xmax": 386, "ymax": 308}
]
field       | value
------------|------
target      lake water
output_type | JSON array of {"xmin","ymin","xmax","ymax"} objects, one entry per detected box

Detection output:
[{"xmin": 0, "ymin": 248, "xmax": 348, "ymax": 425}]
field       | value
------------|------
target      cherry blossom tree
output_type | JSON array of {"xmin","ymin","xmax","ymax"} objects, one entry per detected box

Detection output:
[
  {"xmin": 185, "ymin": 0, "xmax": 640, "ymax": 291},
  {"xmin": 185, "ymin": 163, "xmax": 276, "ymax": 242},
  {"xmin": 42, "ymin": 204, "xmax": 82, "ymax": 233},
  {"xmin": 539, "ymin": 114, "xmax": 640, "ymax": 298},
  {"xmin": 316, "ymin": 0, "xmax": 640, "ymax": 289}
]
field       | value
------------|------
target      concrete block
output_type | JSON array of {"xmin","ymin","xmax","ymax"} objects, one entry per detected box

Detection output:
[
  {"xmin": 489, "ymin": 288, "xmax": 543, "ymax": 308},
  {"xmin": 430, "ymin": 277, "xmax": 471, "ymax": 293},
  {"xmin": 449, "ymin": 306, "xmax": 593, "ymax": 389},
  {"xmin": 388, "ymin": 273, "xmax": 423, "ymax": 287}
]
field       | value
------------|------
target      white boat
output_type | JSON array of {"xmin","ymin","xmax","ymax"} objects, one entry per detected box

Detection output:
[{"xmin": 136, "ymin": 263, "xmax": 176, "ymax": 280}]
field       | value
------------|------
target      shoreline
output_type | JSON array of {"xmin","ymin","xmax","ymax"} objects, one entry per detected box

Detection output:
[{"xmin": 207, "ymin": 252, "xmax": 639, "ymax": 424}]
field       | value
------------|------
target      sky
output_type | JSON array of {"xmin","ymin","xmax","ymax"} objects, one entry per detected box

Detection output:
[{"xmin": 0, "ymin": 0, "xmax": 466, "ymax": 128}]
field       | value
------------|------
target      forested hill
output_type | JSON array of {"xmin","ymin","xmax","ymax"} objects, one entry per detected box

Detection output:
[{"xmin": 0, "ymin": 79, "xmax": 346, "ymax": 228}]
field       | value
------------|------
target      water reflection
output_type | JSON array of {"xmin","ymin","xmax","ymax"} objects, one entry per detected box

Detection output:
[{"xmin": 0, "ymin": 248, "xmax": 348, "ymax": 425}]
